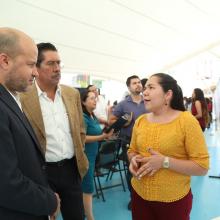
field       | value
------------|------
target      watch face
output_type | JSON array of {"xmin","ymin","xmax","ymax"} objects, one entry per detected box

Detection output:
[
  {"xmin": 163, "ymin": 157, "xmax": 169, "ymax": 168},
  {"xmin": 164, "ymin": 161, "xmax": 169, "ymax": 168}
]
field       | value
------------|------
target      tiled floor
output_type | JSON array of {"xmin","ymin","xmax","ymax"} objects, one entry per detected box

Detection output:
[{"xmin": 58, "ymin": 123, "xmax": 220, "ymax": 220}]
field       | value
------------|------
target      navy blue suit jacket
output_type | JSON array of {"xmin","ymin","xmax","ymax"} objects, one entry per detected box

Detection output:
[{"xmin": 0, "ymin": 84, "xmax": 57, "ymax": 220}]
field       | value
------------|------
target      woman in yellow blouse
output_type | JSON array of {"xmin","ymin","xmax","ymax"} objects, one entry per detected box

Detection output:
[{"xmin": 128, "ymin": 73, "xmax": 209, "ymax": 220}]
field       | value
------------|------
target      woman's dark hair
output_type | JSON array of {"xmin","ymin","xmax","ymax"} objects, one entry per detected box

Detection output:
[
  {"xmin": 141, "ymin": 78, "xmax": 148, "ymax": 88},
  {"xmin": 80, "ymin": 90, "xmax": 96, "ymax": 117},
  {"xmin": 86, "ymin": 85, "xmax": 93, "ymax": 90},
  {"xmin": 152, "ymin": 73, "xmax": 185, "ymax": 111},
  {"xmin": 86, "ymin": 84, "xmax": 100, "ymax": 95},
  {"xmin": 193, "ymin": 88, "xmax": 209, "ymax": 124},
  {"xmin": 193, "ymin": 88, "xmax": 206, "ymax": 102}
]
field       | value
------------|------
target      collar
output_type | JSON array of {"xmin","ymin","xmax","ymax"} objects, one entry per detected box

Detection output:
[
  {"xmin": 35, "ymin": 82, "xmax": 61, "ymax": 98},
  {"xmin": 126, "ymin": 95, "xmax": 144, "ymax": 103},
  {"xmin": 7, "ymin": 89, "xmax": 22, "ymax": 110}
]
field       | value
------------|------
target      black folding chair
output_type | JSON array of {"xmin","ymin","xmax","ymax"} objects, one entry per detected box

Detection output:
[{"xmin": 94, "ymin": 140, "xmax": 126, "ymax": 202}]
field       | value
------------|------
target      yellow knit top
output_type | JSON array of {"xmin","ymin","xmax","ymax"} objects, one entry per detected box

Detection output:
[{"xmin": 128, "ymin": 111, "xmax": 209, "ymax": 202}]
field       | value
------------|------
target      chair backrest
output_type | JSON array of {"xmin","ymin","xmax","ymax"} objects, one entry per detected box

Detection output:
[{"xmin": 96, "ymin": 140, "xmax": 118, "ymax": 168}]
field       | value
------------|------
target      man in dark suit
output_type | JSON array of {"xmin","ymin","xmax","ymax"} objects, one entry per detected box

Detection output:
[{"xmin": 0, "ymin": 27, "xmax": 60, "ymax": 220}]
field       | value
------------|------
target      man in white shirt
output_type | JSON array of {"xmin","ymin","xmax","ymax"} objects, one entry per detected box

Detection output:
[{"xmin": 20, "ymin": 43, "xmax": 88, "ymax": 220}]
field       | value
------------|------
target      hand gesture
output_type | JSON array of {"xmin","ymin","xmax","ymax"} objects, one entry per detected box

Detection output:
[
  {"xmin": 103, "ymin": 129, "xmax": 114, "ymax": 140},
  {"xmin": 50, "ymin": 193, "xmax": 60, "ymax": 220},
  {"xmin": 129, "ymin": 154, "xmax": 145, "ymax": 177},
  {"xmin": 136, "ymin": 148, "xmax": 164, "ymax": 178}
]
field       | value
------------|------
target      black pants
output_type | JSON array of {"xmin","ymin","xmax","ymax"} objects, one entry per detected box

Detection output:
[{"xmin": 46, "ymin": 157, "xmax": 83, "ymax": 220}]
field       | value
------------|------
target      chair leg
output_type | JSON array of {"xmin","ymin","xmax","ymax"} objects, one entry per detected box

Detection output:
[
  {"xmin": 105, "ymin": 169, "xmax": 111, "ymax": 181},
  {"xmin": 107, "ymin": 162, "xmax": 126, "ymax": 192},
  {"xmin": 108, "ymin": 164, "xmax": 116, "ymax": 180},
  {"xmin": 118, "ymin": 162, "xmax": 126, "ymax": 192},
  {"xmin": 109, "ymin": 170, "xmax": 113, "ymax": 180},
  {"xmin": 123, "ymin": 161, "xmax": 128, "ymax": 175},
  {"xmin": 93, "ymin": 176, "xmax": 99, "ymax": 199},
  {"xmin": 97, "ymin": 176, "xmax": 105, "ymax": 202}
]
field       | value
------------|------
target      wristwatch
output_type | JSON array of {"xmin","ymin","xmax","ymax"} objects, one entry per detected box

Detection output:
[{"xmin": 163, "ymin": 156, "xmax": 170, "ymax": 169}]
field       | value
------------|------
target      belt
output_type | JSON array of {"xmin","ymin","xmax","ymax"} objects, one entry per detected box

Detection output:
[{"xmin": 46, "ymin": 157, "xmax": 74, "ymax": 167}]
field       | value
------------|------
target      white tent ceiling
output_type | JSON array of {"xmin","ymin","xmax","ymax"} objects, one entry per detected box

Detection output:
[{"xmin": 2, "ymin": 0, "xmax": 220, "ymax": 83}]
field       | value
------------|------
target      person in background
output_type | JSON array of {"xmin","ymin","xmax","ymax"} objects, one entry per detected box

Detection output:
[
  {"xmin": 0, "ymin": 27, "xmax": 60, "ymax": 220},
  {"xmin": 141, "ymin": 78, "xmax": 148, "ymax": 91},
  {"xmin": 107, "ymin": 100, "xmax": 118, "ymax": 118},
  {"xmin": 206, "ymin": 97, "xmax": 213, "ymax": 128},
  {"xmin": 187, "ymin": 97, "xmax": 192, "ymax": 111},
  {"xmin": 87, "ymin": 85, "xmax": 108, "ymax": 129},
  {"xmin": 183, "ymin": 97, "xmax": 188, "ymax": 110},
  {"xmin": 20, "ymin": 42, "xmax": 88, "ymax": 220},
  {"xmin": 128, "ymin": 73, "xmax": 209, "ymax": 220},
  {"xmin": 191, "ymin": 88, "xmax": 209, "ymax": 131},
  {"xmin": 81, "ymin": 90, "xmax": 113, "ymax": 220},
  {"xmin": 109, "ymin": 75, "xmax": 147, "ymax": 210}
]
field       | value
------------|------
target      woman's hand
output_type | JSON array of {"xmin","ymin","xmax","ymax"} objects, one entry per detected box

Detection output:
[
  {"xmin": 86, "ymin": 129, "xmax": 114, "ymax": 143},
  {"xmin": 129, "ymin": 154, "xmax": 145, "ymax": 177},
  {"xmin": 102, "ymin": 129, "xmax": 114, "ymax": 140},
  {"xmin": 136, "ymin": 148, "xmax": 164, "ymax": 178}
]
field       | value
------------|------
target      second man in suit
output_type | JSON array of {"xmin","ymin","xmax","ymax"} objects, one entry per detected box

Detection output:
[{"xmin": 20, "ymin": 42, "xmax": 88, "ymax": 220}]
